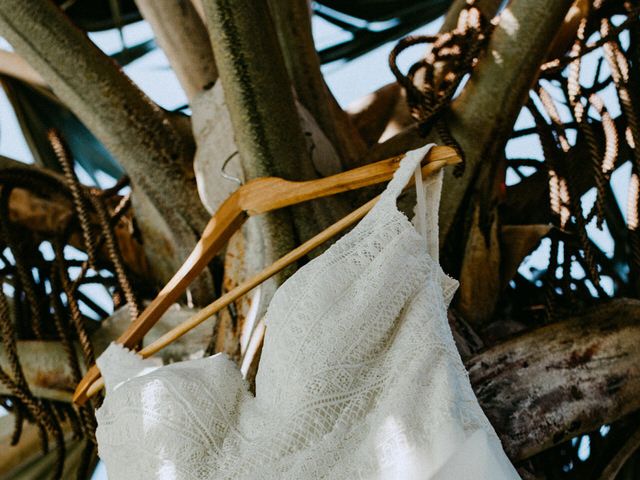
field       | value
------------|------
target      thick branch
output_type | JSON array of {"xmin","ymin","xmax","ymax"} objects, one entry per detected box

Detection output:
[
  {"xmin": 440, "ymin": 0, "xmax": 574, "ymax": 239},
  {"xmin": 135, "ymin": 0, "xmax": 217, "ymax": 101},
  {"xmin": 0, "ymin": 0, "xmax": 213, "ymax": 295},
  {"xmin": 201, "ymin": 0, "xmax": 348, "ymax": 251},
  {"xmin": 200, "ymin": 0, "xmax": 301, "ymax": 303},
  {"xmin": 201, "ymin": 0, "xmax": 309, "ymax": 181},
  {"xmin": 267, "ymin": 0, "xmax": 366, "ymax": 168},
  {"xmin": 369, "ymin": 0, "xmax": 574, "ymax": 242},
  {"xmin": 469, "ymin": 299, "xmax": 640, "ymax": 460}
]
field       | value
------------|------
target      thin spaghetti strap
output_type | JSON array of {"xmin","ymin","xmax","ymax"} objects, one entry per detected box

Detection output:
[
  {"xmin": 413, "ymin": 165, "xmax": 428, "ymax": 240},
  {"xmin": 415, "ymin": 168, "xmax": 444, "ymax": 261}
]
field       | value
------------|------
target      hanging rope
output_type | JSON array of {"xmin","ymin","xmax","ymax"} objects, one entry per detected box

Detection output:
[
  {"xmin": 389, "ymin": 0, "xmax": 493, "ymax": 175},
  {"xmin": 0, "ymin": 130, "xmax": 142, "ymax": 478}
]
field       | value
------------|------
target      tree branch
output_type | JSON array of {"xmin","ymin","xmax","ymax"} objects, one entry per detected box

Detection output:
[
  {"xmin": 201, "ymin": 0, "xmax": 349, "ymax": 251},
  {"xmin": 469, "ymin": 299, "xmax": 640, "ymax": 461},
  {"xmin": 368, "ymin": 0, "xmax": 574, "ymax": 242},
  {"xmin": 201, "ymin": 0, "xmax": 310, "ymax": 181},
  {"xmin": 0, "ymin": 0, "xmax": 213, "ymax": 297},
  {"xmin": 134, "ymin": 0, "xmax": 217, "ymax": 101},
  {"xmin": 267, "ymin": 0, "xmax": 366, "ymax": 168},
  {"xmin": 440, "ymin": 0, "xmax": 575, "ymax": 240}
]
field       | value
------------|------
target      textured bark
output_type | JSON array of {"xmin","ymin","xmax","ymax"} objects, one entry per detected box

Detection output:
[
  {"xmin": 368, "ymin": 0, "xmax": 575, "ymax": 242},
  {"xmin": 268, "ymin": 0, "xmax": 366, "ymax": 168},
  {"xmin": 0, "ymin": 0, "xmax": 213, "ymax": 297},
  {"xmin": 202, "ymin": 0, "xmax": 309, "ymax": 181},
  {"xmin": 201, "ymin": 0, "xmax": 349, "ymax": 304},
  {"xmin": 135, "ymin": 0, "xmax": 217, "ymax": 100},
  {"xmin": 469, "ymin": 299, "xmax": 640, "ymax": 461},
  {"xmin": 200, "ymin": 0, "xmax": 302, "ymax": 321}
]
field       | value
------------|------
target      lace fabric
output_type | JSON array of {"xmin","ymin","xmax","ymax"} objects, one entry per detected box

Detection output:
[{"xmin": 95, "ymin": 145, "xmax": 520, "ymax": 479}]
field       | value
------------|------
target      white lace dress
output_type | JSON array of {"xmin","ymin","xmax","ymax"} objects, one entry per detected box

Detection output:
[{"xmin": 95, "ymin": 145, "xmax": 520, "ymax": 480}]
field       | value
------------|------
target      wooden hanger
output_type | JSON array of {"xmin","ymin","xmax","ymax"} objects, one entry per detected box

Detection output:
[{"xmin": 73, "ymin": 146, "xmax": 460, "ymax": 405}]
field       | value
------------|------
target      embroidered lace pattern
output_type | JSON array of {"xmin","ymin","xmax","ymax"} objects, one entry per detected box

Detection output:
[{"xmin": 95, "ymin": 145, "xmax": 520, "ymax": 479}]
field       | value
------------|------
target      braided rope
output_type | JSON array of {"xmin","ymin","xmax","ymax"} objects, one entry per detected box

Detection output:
[
  {"xmin": 389, "ymin": 0, "xmax": 493, "ymax": 176},
  {"xmin": 0, "ymin": 131, "xmax": 140, "ymax": 477}
]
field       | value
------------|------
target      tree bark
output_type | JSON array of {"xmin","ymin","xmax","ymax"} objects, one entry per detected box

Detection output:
[
  {"xmin": 0, "ymin": 0, "xmax": 213, "ymax": 298},
  {"xmin": 135, "ymin": 0, "xmax": 217, "ymax": 101},
  {"xmin": 267, "ymin": 0, "xmax": 366, "ymax": 168},
  {"xmin": 469, "ymin": 299, "xmax": 640, "ymax": 461}
]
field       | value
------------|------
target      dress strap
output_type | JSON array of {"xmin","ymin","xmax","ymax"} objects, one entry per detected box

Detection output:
[
  {"xmin": 379, "ymin": 144, "xmax": 436, "ymax": 203},
  {"xmin": 378, "ymin": 143, "xmax": 446, "ymax": 261},
  {"xmin": 413, "ymin": 164, "xmax": 428, "ymax": 241},
  {"xmin": 416, "ymin": 167, "xmax": 444, "ymax": 262}
]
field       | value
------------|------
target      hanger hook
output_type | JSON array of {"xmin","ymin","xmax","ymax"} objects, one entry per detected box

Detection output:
[{"xmin": 220, "ymin": 151, "xmax": 243, "ymax": 186}]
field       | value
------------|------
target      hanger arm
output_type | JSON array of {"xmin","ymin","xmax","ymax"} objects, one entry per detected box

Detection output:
[
  {"xmin": 240, "ymin": 146, "xmax": 458, "ymax": 214},
  {"xmin": 74, "ymin": 154, "xmax": 460, "ymax": 405},
  {"xmin": 73, "ymin": 146, "xmax": 459, "ymax": 405},
  {"xmin": 72, "ymin": 195, "xmax": 246, "ymax": 406}
]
